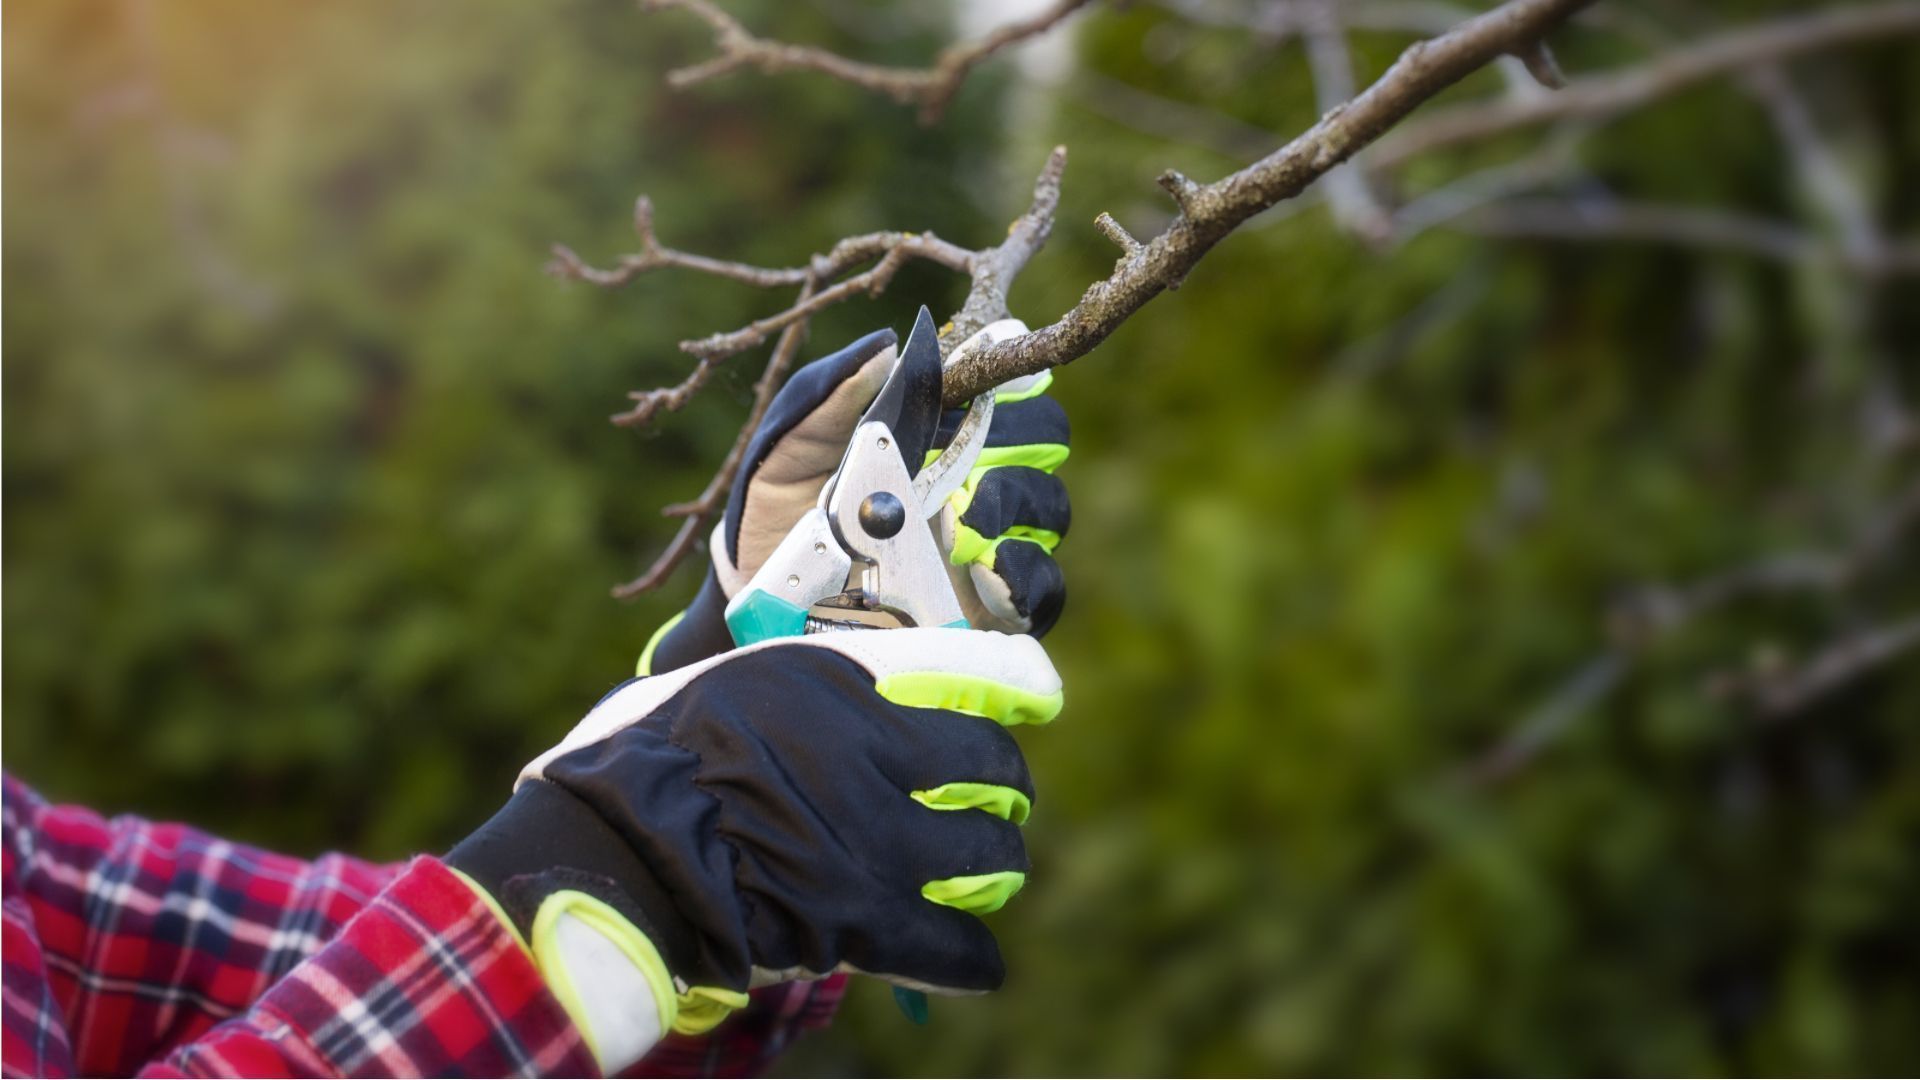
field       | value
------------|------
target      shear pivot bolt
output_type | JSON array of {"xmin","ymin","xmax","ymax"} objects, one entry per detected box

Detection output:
[{"xmin": 858, "ymin": 492, "xmax": 906, "ymax": 539}]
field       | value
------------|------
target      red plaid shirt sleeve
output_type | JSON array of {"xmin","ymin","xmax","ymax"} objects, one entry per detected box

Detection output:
[{"xmin": 2, "ymin": 774, "xmax": 845, "ymax": 1078}]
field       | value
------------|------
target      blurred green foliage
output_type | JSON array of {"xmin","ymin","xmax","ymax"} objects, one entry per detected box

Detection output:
[{"xmin": 6, "ymin": 1, "xmax": 1919, "ymax": 1075}]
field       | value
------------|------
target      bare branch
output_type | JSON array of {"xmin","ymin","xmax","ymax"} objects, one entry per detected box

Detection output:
[
  {"xmin": 678, "ymin": 236, "xmax": 968, "ymax": 359},
  {"xmin": 1060, "ymin": 71, "xmax": 1278, "ymax": 162},
  {"xmin": 1456, "ymin": 197, "xmax": 1920, "ymax": 276},
  {"xmin": 548, "ymin": 195, "xmax": 812, "ymax": 288},
  {"xmin": 1302, "ymin": 0, "xmax": 1393, "ymax": 242},
  {"xmin": 1095, "ymin": 212, "xmax": 1143, "ymax": 255},
  {"xmin": 1373, "ymin": 2, "xmax": 1920, "ymax": 168},
  {"xmin": 604, "ymin": 147, "xmax": 1069, "ymax": 594},
  {"xmin": 612, "ymin": 279, "xmax": 820, "ymax": 598},
  {"xmin": 1741, "ymin": 64, "xmax": 1884, "ymax": 270},
  {"xmin": 1510, "ymin": 39, "xmax": 1566, "ymax": 89},
  {"xmin": 1157, "ymin": 0, "xmax": 1555, "ymax": 95},
  {"xmin": 642, "ymin": 0, "xmax": 1099, "ymax": 124},
  {"xmin": 1467, "ymin": 653, "xmax": 1628, "ymax": 786},
  {"xmin": 948, "ymin": 145, "xmax": 1069, "ymax": 345},
  {"xmin": 1709, "ymin": 615, "xmax": 1920, "ymax": 718},
  {"xmin": 598, "ymin": 0, "xmax": 1917, "ymax": 593},
  {"xmin": 1385, "ymin": 124, "xmax": 1591, "ymax": 243},
  {"xmin": 942, "ymin": 0, "xmax": 1599, "ymax": 404},
  {"xmin": 1466, "ymin": 478, "xmax": 1920, "ymax": 780}
]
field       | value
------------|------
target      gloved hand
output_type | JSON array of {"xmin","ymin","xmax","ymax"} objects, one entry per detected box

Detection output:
[
  {"xmin": 449, "ymin": 628, "xmax": 1062, "ymax": 1074},
  {"xmin": 641, "ymin": 320, "xmax": 1071, "ymax": 676}
]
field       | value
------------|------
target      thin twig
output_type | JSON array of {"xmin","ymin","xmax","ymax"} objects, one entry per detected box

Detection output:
[
  {"xmin": 642, "ymin": 0, "xmax": 1099, "ymax": 124},
  {"xmin": 1710, "ymin": 615, "xmax": 1920, "ymax": 719},
  {"xmin": 1742, "ymin": 64, "xmax": 1885, "ymax": 271},
  {"xmin": 948, "ymin": 146, "xmax": 1069, "ymax": 346},
  {"xmin": 1385, "ymin": 124, "xmax": 1591, "ymax": 244},
  {"xmin": 1060, "ymin": 71, "xmax": 1278, "ymax": 162},
  {"xmin": 549, "ymin": 195, "xmax": 813, "ymax": 288},
  {"xmin": 1457, "ymin": 197, "xmax": 1920, "ymax": 275},
  {"xmin": 612, "ymin": 279, "xmax": 820, "ymax": 597},
  {"xmin": 1302, "ymin": 0, "xmax": 1393, "ymax": 242},
  {"xmin": 1465, "ymin": 478, "xmax": 1920, "ymax": 780},
  {"xmin": 603, "ymin": 146, "xmax": 1069, "ymax": 594}
]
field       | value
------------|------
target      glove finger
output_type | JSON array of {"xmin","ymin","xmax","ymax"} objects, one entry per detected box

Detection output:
[
  {"xmin": 909, "ymin": 797, "xmax": 1029, "ymax": 875},
  {"xmin": 726, "ymin": 329, "xmax": 895, "ymax": 572},
  {"xmin": 967, "ymin": 540, "xmax": 1066, "ymax": 639},
  {"xmin": 931, "ymin": 395, "xmax": 1070, "ymax": 471},
  {"xmin": 909, "ymin": 807, "xmax": 1029, "ymax": 917},
  {"xmin": 882, "ymin": 708, "xmax": 1035, "ymax": 810},
  {"xmin": 955, "ymin": 468, "xmax": 1070, "ymax": 552},
  {"xmin": 851, "ymin": 901, "xmax": 1007, "ymax": 995}
]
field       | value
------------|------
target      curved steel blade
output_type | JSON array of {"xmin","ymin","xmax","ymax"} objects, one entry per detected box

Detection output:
[
  {"xmin": 912, "ymin": 389, "xmax": 993, "ymax": 517},
  {"xmin": 858, "ymin": 305, "xmax": 944, "ymax": 479}
]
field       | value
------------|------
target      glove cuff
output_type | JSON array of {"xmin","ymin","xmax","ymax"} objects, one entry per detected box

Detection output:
[
  {"xmin": 452, "ymin": 866, "xmax": 683, "ymax": 1070},
  {"xmin": 448, "ymin": 779, "xmax": 710, "ymax": 984}
]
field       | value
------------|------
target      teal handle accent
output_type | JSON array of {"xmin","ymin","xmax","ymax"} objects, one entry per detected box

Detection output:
[
  {"xmin": 893, "ymin": 986, "xmax": 929, "ymax": 1024},
  {"xmin": 725, "ymin": 589, "xmax": 810, "ymax": 646}
]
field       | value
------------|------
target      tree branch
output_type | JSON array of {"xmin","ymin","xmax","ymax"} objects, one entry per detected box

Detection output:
[
  {"xmin": 1372, "ymin": 2, "xmax": 1920, "ymax": 168},
  {"xmin": 1742, "ymin": 63, "xmax": 1885, "ymax": 271},
  {"xmin": 1709, "ymin": 614, "xmax": 1920, "ymax": 719},
  {"xmin": 593, "ymin": 0, "xmax": 1917, "ymax": 593},
  {"xmin": 548, "ymin": 195, "xmax": 814, "ymax": 288},
  {"xmin": 584, "ymin": 147, "xmax": 1069, "ymax": 594},
  {"xmin": 1456, "ymin": 197, "xmax": 1920, "ymax": 276},
  {"xmin": 941, "ymin": 0, "xmax": 1598, "ymax": 404},
  {"xmin": 642, "ymin": 0, "xmax": 1099, "ymax": 124},
  {"xmin": 1466, "ymin": 478, "xmax": 1920, "ymax": 782},
  {"xmin": 948, "ymin": 145, "xmax": 1068, "ymax": 346},
  {"xmin": 1302, "ymin": 0, "xmax": 1393, "ymax": 242}
]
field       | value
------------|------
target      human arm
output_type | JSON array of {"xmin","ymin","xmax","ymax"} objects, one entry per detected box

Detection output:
[{"xmin": 1, "ymin": 773, "xmax": 840, "ymax": 1078}]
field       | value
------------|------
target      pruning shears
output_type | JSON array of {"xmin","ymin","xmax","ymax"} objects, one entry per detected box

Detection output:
[
  {"xmin": 721, "ymin": 305, "xmax": 992, "ymax": 1024},
  {"xmin": 724, "ymin": 304, "xmax": 994, "ymax": 648}
]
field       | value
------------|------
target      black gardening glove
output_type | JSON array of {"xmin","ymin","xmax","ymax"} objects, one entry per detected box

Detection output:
[{"xmin": 450, "ymin": 629, "xmax": 1063, "ymax": 1071}]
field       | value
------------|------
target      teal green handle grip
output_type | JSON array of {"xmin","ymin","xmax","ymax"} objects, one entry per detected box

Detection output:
[
  {"xmin": 894, "ymin": 986, "xmax": 929, "ymax": 1024},
  {"xmin": 725, "ymin": 590, "xmax": 810, "ymax": 646}
]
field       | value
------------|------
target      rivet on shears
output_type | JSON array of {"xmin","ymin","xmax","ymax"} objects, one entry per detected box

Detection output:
[{"xmin": 786, "ymin": 574, "xmax": 800, "ymax": 588}]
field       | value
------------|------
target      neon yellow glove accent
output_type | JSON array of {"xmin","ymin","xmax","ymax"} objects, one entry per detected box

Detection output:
[
  {"xmin": 992, "ymin": 370, "xmax": 1054, "ymax": 403},
  {"xmin": 922, "ymin": 870, "xmax": 1027, "ymax": 915},
  {"xmin": 911, "ymin": 781, "xmax": 1031, "ymax": 825},
  {"xmin": 948, "ymin": 524, "xmax": 1064, "ymax": 568},
  {"xmin": 528, "ymin": 890, "xmax": 679, "ymax": 1060},
  {"xmin": 876, "ymin": 671, "xmax": 1064, "ymax": 727},
  {"xmin": 673, "ymin": 985, "xmax": 751, "ymax": 1036},
  {"xmin": 637, "ymin": 610, "xmax": 687, "ymax": 677},
  {"xmin": 449, "ymin": 867, "xmax": 532, "ymax": 956},
  {"xmin": 924, "ymin": 443, "xmax": 1070, "ymax": 478}
]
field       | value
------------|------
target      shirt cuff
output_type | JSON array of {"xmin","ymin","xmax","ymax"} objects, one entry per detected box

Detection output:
[{"xmin": 167, "ymin": 856, "xmax": 598, "ymax": 1078}]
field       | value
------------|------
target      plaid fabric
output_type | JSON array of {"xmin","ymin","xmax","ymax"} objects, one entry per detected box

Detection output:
[{"xmin": 2, "ymin": 774, "xmax": 845, "ymax": 1078}]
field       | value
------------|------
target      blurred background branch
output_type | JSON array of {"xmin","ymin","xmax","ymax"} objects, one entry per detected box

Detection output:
[{"xmin": 642, "ymin": 0, "xmax": 1101, "ymax": 123}]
